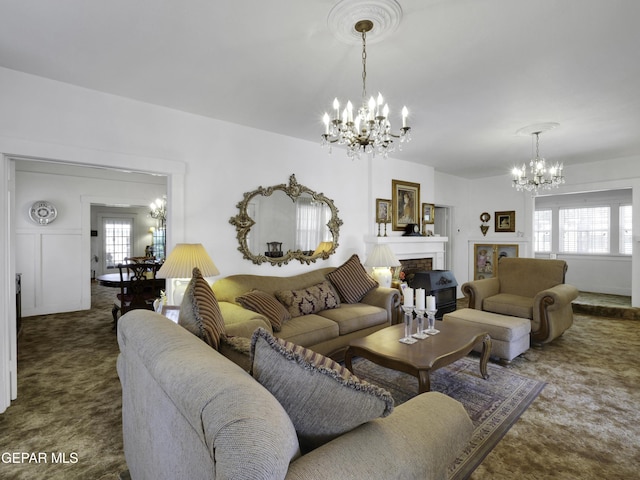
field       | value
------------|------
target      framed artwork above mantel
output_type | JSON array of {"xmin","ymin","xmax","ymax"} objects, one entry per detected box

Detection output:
[{"xmin": 392, "ymin": 179, "xmax": 420, "ymax": 231}]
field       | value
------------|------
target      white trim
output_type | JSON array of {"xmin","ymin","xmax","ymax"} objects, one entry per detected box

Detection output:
[{"xmin": 0, "ymin": 136, "xmax": 186, "ymax": 410}]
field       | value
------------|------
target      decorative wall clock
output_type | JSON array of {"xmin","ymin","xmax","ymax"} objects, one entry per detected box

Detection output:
[{"xmin": 29, "ymin": 200, "xmax": 58, "ymax": 225}]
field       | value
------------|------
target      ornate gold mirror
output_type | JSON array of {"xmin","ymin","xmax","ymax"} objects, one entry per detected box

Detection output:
[{"xmin": 230, "ymin": 174, "xmax": 342, "ymax": 266}]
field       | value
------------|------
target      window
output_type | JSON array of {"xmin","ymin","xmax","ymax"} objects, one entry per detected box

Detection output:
[
  {"xmin": 295, "ymin": 198, "xmax": 331, "ymax": 252},
  {"xmin": 103, "ymin": 217, "xmax": 133, "ymax": 268},
  {"xmin": 535, "ymin": 190, "xmax": 632, "ymax": 256},
  {"xmin": 620, "ymin": 205, "xmax": 633, "ymax": 255},
  {"xmin": 534, "ymin": 209, "xmax": 552, "ymax": 252},
  {"xmin": 559, "ymin": 207, "xmax": 610, "ymax": 254}
]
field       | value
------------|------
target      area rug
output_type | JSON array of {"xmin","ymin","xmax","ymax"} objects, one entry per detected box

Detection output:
[{"xmin": 349, "ymin": 356, "xmax": 546, "ymax": 480}]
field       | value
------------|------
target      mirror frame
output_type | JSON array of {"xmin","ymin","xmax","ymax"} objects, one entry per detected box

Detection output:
[{"xmin": 229, "ymin": 174, "xmax": 343, "ymax": 266}]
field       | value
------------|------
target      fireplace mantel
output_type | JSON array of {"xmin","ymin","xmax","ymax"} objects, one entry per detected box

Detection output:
[{"xmin": 364, "ymin": 235, "xmax": 448, "ymax": 270}]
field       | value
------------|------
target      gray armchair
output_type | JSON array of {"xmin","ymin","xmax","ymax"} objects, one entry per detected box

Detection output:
[{"xmin": 461, "ymin": 257, "xmax": 579, "ymax": 345}]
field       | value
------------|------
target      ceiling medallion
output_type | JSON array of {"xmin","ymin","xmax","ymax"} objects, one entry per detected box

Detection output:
[{"xmin": 327, "ymin": 0, "xmax": 403, "ymax": 45}]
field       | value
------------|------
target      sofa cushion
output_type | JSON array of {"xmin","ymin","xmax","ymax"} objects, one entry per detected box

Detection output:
[
  {"xmin": 275, "ymin": 281, "xmax": 340, "ymax": 318},
  {"xmin": 179, "ymin": 267, "xmax": 226, "ymax": 350},
  {"xmin": 250, "ymin": 328, "xmax": 394, "ymax": 453},
  {"xmin": 483, "ymin": 293, "xmax": 534, "ymax": 319},
  {"xmin": 276, "ymin": 314, "xmax": 339, "ymax": 347},
  {"xmin": 325, "ymin": 254, "xmax": 378, "ymax": 303},
  {"xmin": 236, "ymin": 289, "xmax": 290, "ymax": 331},
  {"xmin": 317, "ymin": 303, "xmax": 388, "ymax": 335}
]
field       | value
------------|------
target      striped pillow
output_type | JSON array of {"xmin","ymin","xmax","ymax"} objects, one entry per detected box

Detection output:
[
  {"xmin": 250, "ymin": 328, "xmax": 393, "ymax": 453},
  {"xmin": 326, "ymin": 254, "xmax": 379, "ymax": 303},
  {"xmin": 179, "ymin": 267, "xmax": 226, "ymax": 350},
  {"xmin": 236, "ymin": 289, "xmax": 291, "ymax": 331}
]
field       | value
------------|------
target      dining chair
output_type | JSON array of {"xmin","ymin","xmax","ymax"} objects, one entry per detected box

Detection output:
[{"xmin": 112, "ymin": 263, "xmax": 160, "ymax": 330}]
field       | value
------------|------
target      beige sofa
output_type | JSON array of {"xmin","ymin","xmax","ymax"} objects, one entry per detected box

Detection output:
[
  {"xmin": 461, "ymin": 257, "xmax": 579, "ymax": 345},
  {"xmin": 212, "ymin": 266, "xmax": 400, "ymax": 361},
  {"xmin": 117, "ymin": 311, "xmax": 473, "ymax": 480}
]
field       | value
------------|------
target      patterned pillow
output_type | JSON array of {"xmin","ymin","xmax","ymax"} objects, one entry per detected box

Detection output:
[
  {"xmin": 325, "ymin": 254, "xmax": 379, "ymax": 303},
  {"xmin": 178, "ymin": 267, "xmax": 226, "ymax": 350},
  {"xmin": 236, "ymin": 289, "xmax": 290, "ymax": 332},
  {"xmin": 250, "ymin": 328, "xmax": 393, "ymax": 453},
  {"xmin": 274, "ymin": 281, "xmax": 340, "ymax": 318}
]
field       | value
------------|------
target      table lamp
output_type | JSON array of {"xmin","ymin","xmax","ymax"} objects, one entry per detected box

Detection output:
[
  {"xmin": 157, "ymin": 243, "xmax": 220, "ymax": 304},
  {"xmin": 364, "ymin": 244, "xmax": 401, "ymax": 288}
]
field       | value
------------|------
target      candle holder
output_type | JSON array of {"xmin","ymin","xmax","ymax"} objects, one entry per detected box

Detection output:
[
  {"xmin": 426, "ymin": 309, "xmax": 439, "ymax": 335},
  {"xmin": 413, "ymin": 308, "xmax": 429, "ymax": 339},
  {"xmin": 400, "ymin": 306, "xmax": 417, "ymax": 344}
]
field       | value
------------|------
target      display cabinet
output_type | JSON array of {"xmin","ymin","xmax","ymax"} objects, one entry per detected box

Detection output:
[{"xmin": 473, "ymin": 243, "xmax": 519, "ymax": 280}]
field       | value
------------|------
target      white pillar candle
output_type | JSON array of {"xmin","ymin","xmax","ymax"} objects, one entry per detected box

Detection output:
[
  {"xmin": 415, "ymin": 288, "xmax": 425, "ymax": 310},
  {"xmin": 427, "ymin": 295, "xmax": 436, "ymax": 311},
  {"xmin": 404, "ymin": 287, "xmax": 414, "ymax": 307}
]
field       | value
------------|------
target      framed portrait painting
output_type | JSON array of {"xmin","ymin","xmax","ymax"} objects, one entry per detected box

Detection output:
[
  {"xmin": 375, "ymin": 198, "xmax": 392, "ymax": 223},
  {"xmin": 392, "ymin": 179, "xmax": 420, "ymax": 231},
  {"xmin": 495, "ymin": 210, "xmax": 515, "ymax": 232}
]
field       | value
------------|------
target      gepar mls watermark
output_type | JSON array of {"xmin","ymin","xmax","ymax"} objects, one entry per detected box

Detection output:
[{"xmin": 2, "ymin": 452, "xmax": 79, "ymax": 464}]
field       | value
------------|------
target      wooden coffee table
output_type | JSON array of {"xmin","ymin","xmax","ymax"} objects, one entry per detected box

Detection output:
[{"xmin": 345, "ymin": 321, "xmax": 491, "ymax": 393}]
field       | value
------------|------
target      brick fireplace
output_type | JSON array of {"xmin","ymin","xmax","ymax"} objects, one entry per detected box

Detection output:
[
  {"xmin": 398, "ymin": 257, "xmax": 433, "ymax": 276},
  {"xmin": 364, "ymin": 235, "xmax": 455, "ymax": 318},
  {"xmin": 364, "ymin": 235, "xmax": 447, "ymax": 270}
]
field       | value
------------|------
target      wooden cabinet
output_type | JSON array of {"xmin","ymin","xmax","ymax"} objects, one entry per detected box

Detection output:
[{"xmin": 473, "ymin": 243, "xmax": 519, "ymax": 280}]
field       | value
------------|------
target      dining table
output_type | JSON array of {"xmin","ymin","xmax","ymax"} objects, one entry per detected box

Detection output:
[{"xmin": 96, "ymin": 272, "xmax": 166, "ymax": 290}]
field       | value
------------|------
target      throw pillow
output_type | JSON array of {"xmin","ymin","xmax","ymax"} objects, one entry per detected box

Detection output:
[
  {"xmin": 325, "ymin": 254, "xmax": 378, "ymax": 303},
  {"xmin": 274, "ymin": 280, "xmax": 340, "ymax": 318},
  {"xmin": 178, "ymin": 267, "xmax": 226, "ymax": 350},
  {"xmin": 236, "ymin": 289, "xmax": 290, "ymax": 331},
  {"xmin": 250, "ymin": 328, "xmax": 393, "ymax": 453}
]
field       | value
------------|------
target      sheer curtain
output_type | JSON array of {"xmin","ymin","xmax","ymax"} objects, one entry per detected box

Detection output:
[{"xmin": 295, "ymin": 198, "xmax": 331, "ymax": 252}]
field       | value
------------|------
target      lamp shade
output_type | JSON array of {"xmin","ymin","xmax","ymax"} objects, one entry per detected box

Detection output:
[
  {"xmin": 313, "ymin": 241, "xmax": 334, "ymax": 255},
  {"xmin": 364, "ymin": 244, "xmax": 401, "ymax": 268},
  {"xmin": 157, "ymin": 243, "xmax": 220, "ymax": 279}
]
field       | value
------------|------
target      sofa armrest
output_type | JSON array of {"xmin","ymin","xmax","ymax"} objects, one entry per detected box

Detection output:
[
  {"xmin": 285, "ymin": 392, "xmax": 472, "ymax": 480},
  {"xmin": 360, "ymin": 287, "xmax": 401, "ymax": 323},
  {"xmin": 461, "ymin": 277, "xmax": 500, "ymax": 309},
  {"xmin": 531, "ymin": 283, "xmax": 579, "ymax": 343},
  {"xmin": 219, "ymin": 301, "xmax": 273, "ymax": 338},
  {"xmin": 534, "ymin": 283, "xmax": 579, "ymax": 310}
]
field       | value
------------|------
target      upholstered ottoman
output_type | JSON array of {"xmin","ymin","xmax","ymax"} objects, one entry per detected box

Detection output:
[{"xmin": 443, "ymin": 308, "xmax": 530, "ymax": 364}]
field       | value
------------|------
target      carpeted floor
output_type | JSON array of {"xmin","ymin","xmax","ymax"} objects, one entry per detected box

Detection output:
[
  {"xmin": 350, "ymin": 356, "xmax": 545, "ymax": 479},
  {"xmin": 1, "ymin": 283, "xmax": 639, "ymax": 479}
]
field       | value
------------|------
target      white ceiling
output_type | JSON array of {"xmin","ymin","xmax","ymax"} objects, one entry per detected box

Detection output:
[{"xmin": 1, "ymin": 0, "xmax": 639, "ymax": 179}]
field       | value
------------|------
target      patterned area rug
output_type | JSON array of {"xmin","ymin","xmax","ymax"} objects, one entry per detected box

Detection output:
[{"xmin": 349, "ymin": 356, "xmax": 546, "ymax": 480}]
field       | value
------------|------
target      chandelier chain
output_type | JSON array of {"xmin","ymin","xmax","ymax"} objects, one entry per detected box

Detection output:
[{"xmin": 361, "ymin": 29, "xmax": 367, "ymax": 102}]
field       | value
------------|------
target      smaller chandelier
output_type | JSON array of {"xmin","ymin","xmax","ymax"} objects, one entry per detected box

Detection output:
[
  {"xmin": 149, "ymin": 195, "xmax": 167, "ymax": 225},
  {"xmin": 512, "ymin": 124, "xmax": 564, "ymax": 194},
  {"xmin": 321, "ymin": 20, "xmax": 410, "ymax": 159}
]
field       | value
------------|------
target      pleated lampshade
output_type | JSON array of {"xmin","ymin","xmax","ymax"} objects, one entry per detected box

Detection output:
[{"xmin": 157, "ymin": 243, "xmax": 220, "ymax": 279}]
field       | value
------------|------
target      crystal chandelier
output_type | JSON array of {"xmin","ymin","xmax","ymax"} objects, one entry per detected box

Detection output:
[
  {"xmin": 149, "ymin": 195, "xmax": 167, "ymax": 226},
  {"xmin": 512, "ymin": 124, "xmax": 564, "ymax": 194},
  {"xmin": 321, "ymin": 19, "xmax": 410, "ymax": 159}
]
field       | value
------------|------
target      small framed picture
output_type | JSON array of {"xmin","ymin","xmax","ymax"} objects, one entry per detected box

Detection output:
[
  {"xmin": 495, "ymin": 211, "xmax": 515, "ymax": 232},
  {"xmin": 375, "ymin": 198, "xmax": 392, "ymax": 223},
  {"xmin": 422, "ymin": 203, "xmax": 435, "ymax": 225},
  {"xmin": 392, "ymin": 179, "xmax": 420, "ymax": 231},
  {"xmin": 161, "ymin": 305, "xmax": 180, "ymax": 323}
]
